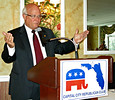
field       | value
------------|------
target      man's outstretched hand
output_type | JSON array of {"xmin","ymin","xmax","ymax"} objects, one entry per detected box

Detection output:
[
  {"xmin": 74, "ymin": 29, "xmax": 89, "ymax": 44},
  {"xmin": 2, "ymin": 32, "xmax": 15, "ymax": 48}
]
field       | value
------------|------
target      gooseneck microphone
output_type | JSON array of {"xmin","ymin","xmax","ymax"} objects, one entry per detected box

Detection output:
[
  {"xmin": 48, "ymin": 37, "xmax": 79, "ymax": 59},
  {"xmin": 37, "ymin": 28, "xmax": 79, "ymax": 58}
]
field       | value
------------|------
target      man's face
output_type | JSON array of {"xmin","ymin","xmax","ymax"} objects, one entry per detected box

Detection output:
[{"xmin": 23, "ymin": 6, "xmax": 41, "ymax": 29}]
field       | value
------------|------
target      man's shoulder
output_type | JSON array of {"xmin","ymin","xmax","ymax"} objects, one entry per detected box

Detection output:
[
  {"xmin": 8, "ymin": 26, "xmax": 24, "ymax": 33},
  {"xmin": 41, "ymin": 27, "xmax": 52, "ymax": 32}
]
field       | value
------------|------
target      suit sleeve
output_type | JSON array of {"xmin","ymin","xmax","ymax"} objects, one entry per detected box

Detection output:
[
  {"xmin": 43, "ymin": 27, "xmax": 75, "ymax": 55},
  {"xmin": 54, "ymin": 39, "xmax": 75, "ymax": 55},
  {"xmin": 1, "ymin": 43, "xmax": 16, "ymax": 63}
]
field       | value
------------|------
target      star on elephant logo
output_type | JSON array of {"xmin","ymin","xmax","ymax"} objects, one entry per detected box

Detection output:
[{"xmin": 66, "ymin": 69, "xmax": 88, "ymax": 91}]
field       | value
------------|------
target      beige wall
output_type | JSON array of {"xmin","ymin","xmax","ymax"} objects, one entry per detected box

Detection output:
[
  {"xmin": 65, "ymin": 0, "xmax": 83, "ymax": 58},
  {"xmin": 64, "ymin": 0, "xmax": 115, "ymax": 60},
  {"xmin": 57, "ymin": 0, "xmax": 84, "ymax": 58},
  {"xmin": 58, "ymin": 0, "xmax": 98, "ymax": 59},
  {"xmin": 0, "ymin": 0, "xmax": 20, "ymax": 75},
  {"xmin": 0, "ymin": 0, "xmax": 115, "ymax": 76}
]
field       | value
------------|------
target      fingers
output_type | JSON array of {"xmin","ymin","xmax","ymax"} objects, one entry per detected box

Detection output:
[
  {"xmin": 2, "ymin": 31, "xmax": 6, "ymax": 36},
  {"xmin": 84, "ymin": 30, "xmax": 89, "ymax": 34},
  {"xmin": 74, "ymin": 29, "xmax": 89, "ymax": 44},
  {"xmin": 81, "ymin": 30, "xmax": 89, "ymax": 37},
  {"xmin": 2, "ymin": 32, "xmax": 15, "ymax": 48},
  {"xmin": 75, "ymin": 28, "xmax": 79, "ymax": 34},
  {"xmin": 85, "ymin": 31, "xmax": 89, "ymax": 38},
  {"xmin": 2, "ymin": 32, "xmax": 13, "ymax": 41}
]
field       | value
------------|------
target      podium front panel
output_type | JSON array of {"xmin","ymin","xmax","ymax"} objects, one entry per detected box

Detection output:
[{"xmin": 60, "ymin": 59, "xmax": 108, "ymax": 100}]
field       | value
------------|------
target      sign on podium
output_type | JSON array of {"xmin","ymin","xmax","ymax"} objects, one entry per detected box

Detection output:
[
  {"xmin": 28, "ymin": 57, "xmax": 111, "ymax": 100},
  {"xmin": 60, "ymin": 59, "xmax": 108, "ymax": 100}
]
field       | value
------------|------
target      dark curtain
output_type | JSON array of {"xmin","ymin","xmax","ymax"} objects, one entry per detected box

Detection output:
[{"xmin": 100, "ymin": 24, "xmax": 115, "ymax": 44}]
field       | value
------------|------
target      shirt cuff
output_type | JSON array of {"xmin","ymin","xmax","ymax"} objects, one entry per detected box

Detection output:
[
  {"xmin": 73, "ymin": 38, "xmax": 79, "ymax": 49},
  {"xmin": 7, "ymin": 44, "xmax": 15, "ymax": 56}
]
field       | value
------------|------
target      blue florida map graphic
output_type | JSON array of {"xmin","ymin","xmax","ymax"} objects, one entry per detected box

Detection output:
[
  {"xmin": 66, "ymin": 63, "xmax": 104, "ymax": 91},
  {"xmin": 81, "ymin": 63, "xmax": 104, "ymax": 89}
]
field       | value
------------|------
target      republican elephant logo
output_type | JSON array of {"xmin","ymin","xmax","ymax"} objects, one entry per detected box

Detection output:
[{"xmin": 66, "ymin": 69, "xmax": 88, "ymax": 91}]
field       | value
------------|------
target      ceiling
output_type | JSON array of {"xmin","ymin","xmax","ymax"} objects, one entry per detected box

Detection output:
[{"xmin": 87, "ymin": 0, "xmax": 115, "ymax": 26}]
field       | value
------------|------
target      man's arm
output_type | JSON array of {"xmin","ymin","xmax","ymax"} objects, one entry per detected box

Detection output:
[
  {"xmin": 1, "ymin": 43, "xmax": 16, "ymax": 63},
  {"xmin": 1, "ymin": 32, "xmax": 16, "ymax": 63}
]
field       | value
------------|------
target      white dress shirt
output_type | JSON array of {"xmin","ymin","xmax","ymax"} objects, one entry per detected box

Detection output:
[{"xmin": 7, "ymin": 25, "xmax": 47, "ymax": 66}]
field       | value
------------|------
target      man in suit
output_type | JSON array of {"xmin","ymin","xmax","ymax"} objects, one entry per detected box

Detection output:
[{"xmin": 1, "ymin": 3, "xmax": 89, "ymax": 100}]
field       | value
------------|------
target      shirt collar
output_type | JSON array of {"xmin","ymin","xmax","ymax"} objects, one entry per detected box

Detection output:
[{"xmin": 24, "ymin": 24, "xmax": 42, "ymax": 32}]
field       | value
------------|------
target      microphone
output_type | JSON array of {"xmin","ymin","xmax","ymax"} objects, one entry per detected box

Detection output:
[
  {"xmin": 36, "ymin": 28, "xmax": 79, "ymax": 58},
  {"xmin": 48, "ymin": 37, "xmax": 79, "ymax": 59},
  {"xmin": 36, "ymin": 28, "xmax": 47, "ymax": 46}
]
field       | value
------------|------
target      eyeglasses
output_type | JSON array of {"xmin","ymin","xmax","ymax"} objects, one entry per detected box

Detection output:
[{"xmin": 25, "ymin": 13, "xmax": 42, "ymax": 19}]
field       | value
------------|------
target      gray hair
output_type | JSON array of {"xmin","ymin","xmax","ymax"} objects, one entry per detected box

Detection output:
[{"xmin": 22, "ymin": 6, "xmax": 27, "ymax": 14}]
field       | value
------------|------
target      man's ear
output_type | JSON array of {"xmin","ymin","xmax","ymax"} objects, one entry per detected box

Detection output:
[{"xmin": 22, "ymin": 14, "xmax": 26, "ymax": 20}]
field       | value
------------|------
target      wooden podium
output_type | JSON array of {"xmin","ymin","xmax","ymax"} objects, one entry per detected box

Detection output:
[
  {"xmin": 27, "ymin": 56, "xmax": 113, "ymax": 100},
  {"xmin": 28, "ymin": 57, "xmax": 61, "ymax": 100}
]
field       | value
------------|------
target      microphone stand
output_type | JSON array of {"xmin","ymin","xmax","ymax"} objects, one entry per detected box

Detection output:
[
  {"xmin": 49, "ymin": 37, "xmax": 79, "ymax": 59},
  {"xmin": 37, "ymin": 28, "xmax": 78, "ymax": 58}
]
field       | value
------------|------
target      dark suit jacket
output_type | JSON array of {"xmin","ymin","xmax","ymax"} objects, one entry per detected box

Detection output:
[{"xmin": 1, "ymin": 25, "xmax": 75, "ymax": 99}]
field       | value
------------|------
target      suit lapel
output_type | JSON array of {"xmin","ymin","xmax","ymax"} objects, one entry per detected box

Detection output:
[
  {"xmin": 39, "ymin": 27, "xmax": 55, "ymax": 57},
  {"xmin": 19, "ymin": 26, "xmax": 34, "ymax": 66},
  {"xmin": 18, "ymin": 26, "xmax": 55, "ymax": 63},
  {"xmin": 38, "ymin": 30, "xmax": 48, "ymax": 46},
  {"xmin": 38, "ymin": 28, "xmax": 52, "ymax": 57}
]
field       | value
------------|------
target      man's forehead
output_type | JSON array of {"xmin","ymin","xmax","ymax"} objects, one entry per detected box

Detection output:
[
  {"xmin": 27, "ymin": 7, "xmax": 40, "ymax": 13},
  {"xmin": 26, "ymin": 4, "xmax": 39, "ymax": 10}
]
